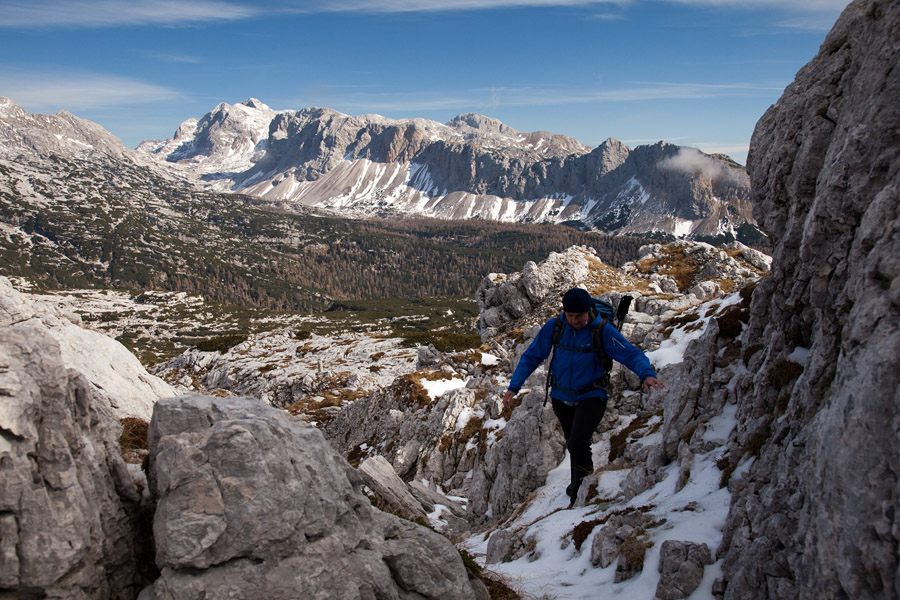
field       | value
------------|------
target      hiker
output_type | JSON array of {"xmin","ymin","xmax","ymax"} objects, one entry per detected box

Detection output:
[{"xmin": 502, "ymin": 287, "xmax": 664, "ymax": 506}]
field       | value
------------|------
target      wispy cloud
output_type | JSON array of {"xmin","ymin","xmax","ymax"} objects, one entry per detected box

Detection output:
[
  {"xmin": 318, "ymin": 81, "xmax": 784, "ymax": 114},
  {"xmin": 659, "ymin": 0, "xmax": 847, "ymax": 9},
  {"xmin": 659, "ymin": 0, "xmax": 850, "ymax": 30},
  {"xmin": 0, "ymin": 0, "xmax": 259, "ymax": 29},
  {"xmin": 290, "ymin": 0, "xmax": 625, "ymax": 13},
  {"xmin": 0, "ymin": 0, "xmax": 849, "ymax": 30},
  {"xmin": 0, "ymin": 70, "xmax": 182, "ymax": 110},
  {"xmin": 147, "ymin": 52, "xmax": 203, "ymax": 64},
  {"xmin": 693, "ymin": 143, "xmax": 750, "ymax": 156}
]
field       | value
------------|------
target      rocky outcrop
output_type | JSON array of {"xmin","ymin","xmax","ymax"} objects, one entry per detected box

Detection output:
[
  {"xmin": 0, "ymin": 276, "xmax": 174, "ymax": 421},
  {"xmin": 144, "ymin": 394, "xmax": 484, "ymax": 600},
  {"xmin": 154, "ymin": 329, "xmax": 418, "ymax": 411},
  {"xmin": 715, "ymin": 0, "xmax": 900, "ymax": 597},
  {"xmin": 0, "ymin": 325, "xmax": 145, "ymax": 599}
]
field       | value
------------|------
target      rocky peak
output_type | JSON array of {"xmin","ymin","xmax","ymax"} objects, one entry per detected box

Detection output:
[
  {"xmin": 0, "ymin": 96, "xmax": 26, "ymax": 118},
  {"xmin": 0, "ymin": 97, "xmax": 127, "ymax": 160},
  {"xmin": 447, "ymin": 112, "xmax": 517, "ymax": 134},
  {"xmin": 240, "ymin": 97, "xmax": 270, "ymax": 110}
]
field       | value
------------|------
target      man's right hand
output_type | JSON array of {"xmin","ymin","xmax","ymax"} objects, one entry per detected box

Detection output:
[{"xmin": 502, "ymin": 390, "xmax": 516, "ymax": 410}]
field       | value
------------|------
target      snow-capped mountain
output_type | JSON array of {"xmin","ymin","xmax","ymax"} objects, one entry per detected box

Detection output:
[
  {"xmin": 136, "ymin": 98, "xmax": 280, "ymax": 176},
  {"xmin": 133, "ymin": 98, "xmax": 755, "ymax": 238}
]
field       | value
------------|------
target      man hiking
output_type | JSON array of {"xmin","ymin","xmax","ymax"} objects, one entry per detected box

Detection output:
[{"xmin": 502, "ymin": 287, "xmax": 664, "ymax": 506}]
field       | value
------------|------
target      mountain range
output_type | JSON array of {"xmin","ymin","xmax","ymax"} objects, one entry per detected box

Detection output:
[{"xmin": 1, "ymin": 95, "xmax": 759, "ymax": 241}]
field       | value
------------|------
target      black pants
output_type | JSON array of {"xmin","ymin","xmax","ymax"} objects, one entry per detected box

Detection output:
[{"xmin": 552, "ymin": 396, "xmax": 608, "ymax": 502}]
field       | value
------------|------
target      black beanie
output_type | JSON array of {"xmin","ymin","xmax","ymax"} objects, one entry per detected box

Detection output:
[{"xmin": 562, "ymin": 288, "xmax": 591, "ymax": 313}]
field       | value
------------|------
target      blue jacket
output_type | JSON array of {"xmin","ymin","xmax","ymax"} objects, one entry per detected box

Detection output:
[{"xmin": 508, "ymin": 313, "xmax": 657, "ymax": 403}]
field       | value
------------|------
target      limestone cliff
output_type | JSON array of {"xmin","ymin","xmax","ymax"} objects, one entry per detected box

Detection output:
[{"xmin": 715, "ymin": 0, "xmax": 900, "ymax": 596}]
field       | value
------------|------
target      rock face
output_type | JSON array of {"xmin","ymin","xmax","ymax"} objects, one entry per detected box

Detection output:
[
  {"xmin": 716, "ymin": 0, "xmax": 900, "ymax": 597},
  {"xmin": 144, "ymin": 394, "xmax": 482, "ymax": 600},
  {"xmin": 0, "ymin": 325, "xmax": 145, "ymax": 599}
]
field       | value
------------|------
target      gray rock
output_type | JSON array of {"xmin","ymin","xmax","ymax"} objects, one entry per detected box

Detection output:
[
  {"xmin": 466, "ymin": 388, "xmax": 565, "ymax": 525},
  {"xmin": 655, "ymin": 540, "xmax": 714, "ymax": 600},
  {"xmin": 359, "ymin": 455, "xmax": 428, "ymax": 521},
  {"xmin": 716, "ymin": 0, "xmax": 900, "ymax": 597},
  {"xmin": 0, "ymin": 326, "xmax": 144, "ymax": 599},
  {"xmin": 145, "ymin": 394, "xmax": 478, "ymax": 600},
  {"xmin": 485, "ymin": 529, "xmax": 517, "ymax": 565}
]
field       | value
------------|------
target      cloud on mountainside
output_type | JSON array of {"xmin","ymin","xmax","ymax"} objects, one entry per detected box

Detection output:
[{"xmin": 658, "ymin": 147, "xmax": 735, "ymax": 179}]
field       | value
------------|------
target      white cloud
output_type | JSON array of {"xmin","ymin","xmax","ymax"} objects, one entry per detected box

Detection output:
[
  {"xmin": 0, "ymin": 71, "xmax": 182, "ymax": 111},
  {"xmin": 0, "ymin": 0, "xmax": 258, "ymax": 28},
  {"xmin": 658, "ymin": 147, "xmax": 731, "ymax": 178}
]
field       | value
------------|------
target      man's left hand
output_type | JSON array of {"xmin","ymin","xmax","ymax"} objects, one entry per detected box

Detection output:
[{"xmin": 643, "ymin": 377, "xmax": 665, "ymax": 394}]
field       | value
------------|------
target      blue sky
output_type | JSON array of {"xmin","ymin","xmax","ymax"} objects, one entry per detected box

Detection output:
[{"xmin": 0, "ymin": 0, "xmax": 851, "ymax": 164}]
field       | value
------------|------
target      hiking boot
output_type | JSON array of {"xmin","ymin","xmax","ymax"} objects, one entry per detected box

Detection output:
[{"xmin": 566, "ymin": 482, "xmax": 579, "ymax": 506}]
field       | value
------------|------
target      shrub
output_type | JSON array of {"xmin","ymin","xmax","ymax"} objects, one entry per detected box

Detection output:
[
  {"xmin": 196, "ymin": 334, "xmax": 248, "ymax": 353},
  {"xmin": 743, "ymin": 343, "xmax": 763, "ymax": 366},
  {"xmin": 400, "ymin": 331, "xmax": 482, "ymax": 353},
  {"xmin": 771, "ymin": 359, "xmax": 804, "ymax": 388},
  {"xmin": 716, "ymin": 306, "xmax": 747, "ymax": 338}
]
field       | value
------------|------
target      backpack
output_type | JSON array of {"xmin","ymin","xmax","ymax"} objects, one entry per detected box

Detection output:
[{"xmin": 544, "ymin": 295, "xmax": 633, "ymax": 404}]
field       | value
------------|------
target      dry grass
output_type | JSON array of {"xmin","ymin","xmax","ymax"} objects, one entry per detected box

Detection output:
[
  {"xmin": 572, "ymin": 518, "xmax": 603, "ymax": 551},
  {"xmin": 587, "ymin": 257, "xmax": 654, "ymax": 296},
  {"xmin": 635, "ymin": 245, "xmax": 701, "ymax": 292},
  {"xmin": 620, "ymin": 529, "xmax": 653, "ymax": 571},
  {"xmin": 392, "ymin": 372, "xmax": 438, "ymax": 409},
  {"xmin": 481, "ymin": 572, "xmax": 523, "ymax": 600},
  {"xmin": 119, "ymin": 417, "xmax": 149, "ymax": 464},
  {"xmin": 608, "ymin": 413, "xmax": 654, "ymax": 463}
]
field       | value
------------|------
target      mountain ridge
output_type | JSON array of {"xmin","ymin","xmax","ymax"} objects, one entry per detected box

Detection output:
[{"xmin": 0, "ymin": 95, "xmax": 759, "ymax": 241}]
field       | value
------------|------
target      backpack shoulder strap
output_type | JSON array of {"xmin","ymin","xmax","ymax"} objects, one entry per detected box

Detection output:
[
  {"xmin": 592, "ymin": 318, "xmax": 612, "ymax": 370},
  {"xmin": 545, "ymin": 316, "xmax": 565, "ymax": 405}
]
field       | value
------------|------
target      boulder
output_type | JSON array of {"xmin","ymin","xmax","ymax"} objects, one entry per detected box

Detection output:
[
  {"xmin": 655, "ymin": 540, "xmax": 714, "ymax": 600},
  {"xmin": 0, "ymin": 276, "xmax": 173, "ymax": 421},
  {"xmin": 144, "ymin": 394, "xmax": 479, "ymax": 600}
]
